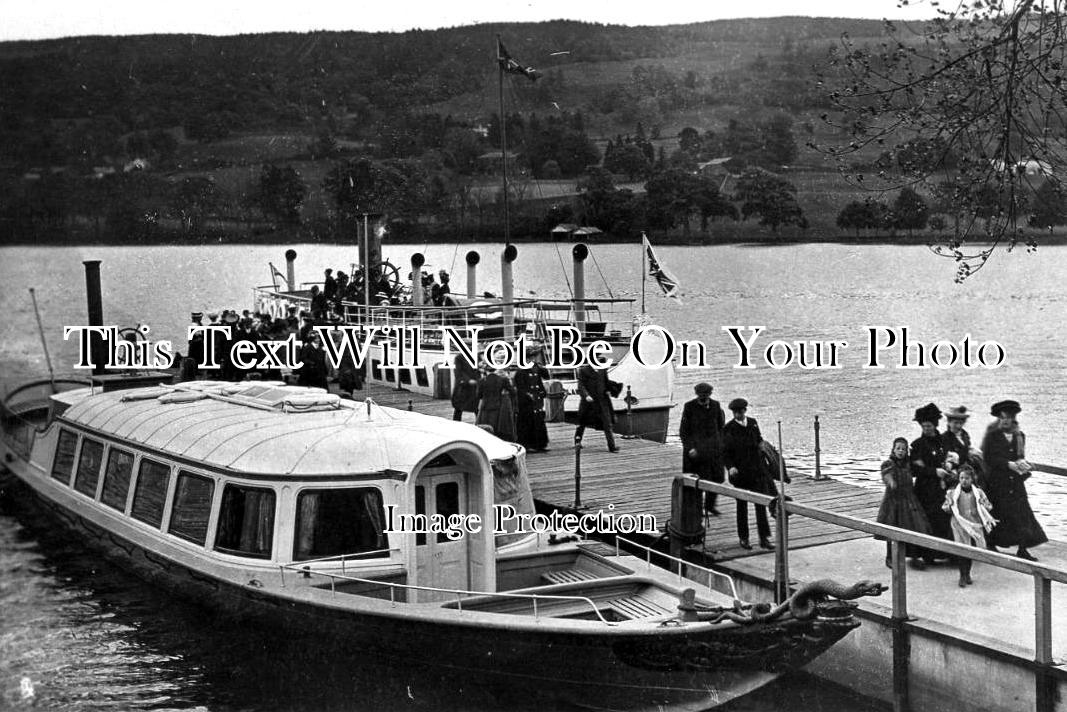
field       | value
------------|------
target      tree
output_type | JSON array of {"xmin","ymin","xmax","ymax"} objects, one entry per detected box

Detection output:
[
  {"xmin": 172, "ymin": 177, "xmax": 219, "ymax": 234},
  {"xmin": 820, "ymin": 0, "xmax": 1067, "ymax": 278},
  {"xmin": 733, "ymin": 168, "xmax": 807, "ymax": 232},
  {"xmin": 892, "ymin": 187, "xmax": 930, "ymax": 233},
  {"xmin": 604, "ymin": 142, "xmax": 651, "ymax": 181},
  {"xmin": 1029, "ymin": 181, "xmax": 1067, "ymax": 229},
  {"xmin": 257, "ymin": 164, "xmax": 307, "ymax": 226}
]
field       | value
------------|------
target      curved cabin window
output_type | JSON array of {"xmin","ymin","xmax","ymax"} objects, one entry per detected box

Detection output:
[
  {"xmin": 293, "ymin": 488, "xmax": 388, "ymax": 562},
  {"xmin": 131, "ymin": 459, "xmax": 171, "ymax": 528},
  {"xmin": 73, "ymin": 438, "xmax": 104, "ymax": 498},
  {"xmin": 101, "ymin": 449, "xmax": 135, "ymax": 512},
  {"xmin": 168, "ymin": 471, "xmax": 215, "ymax": 546},
  {"xmin": 51, "ymin": 429, "xmax": 78, "ymax": 484},
  {"xmin": 215, "ymin": 484, "xmax": 275, "ymax": 559}
]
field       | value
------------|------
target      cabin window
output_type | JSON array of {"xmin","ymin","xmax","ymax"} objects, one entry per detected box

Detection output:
[
  {"xmin": 73, "ymin": 438, "xmax": 105, "ymax": 497},
  {"xmin": 293, "ymin": 488, "xmax": 388, "ymax": 561},
  {"xmin": 414, "ymin": 367, "xmax": 429, "ymax": 387},
  {"xmin": 51, "ymin": 429, "xmax": 78, "ymax": 484},
  {"xmin": 215, "ymin": 484, "xmax": 275, "ymax": 558},
  {"xmin": 131, "ymin": 459, "xmax": 171, "ymax": 528},
  {"xmin": 101, "ymin": 448, "xmax": 135, "ymax": 512},
  {"xmin": 168, "ymin": 471, "xmax": 215, "ymax": 546}
]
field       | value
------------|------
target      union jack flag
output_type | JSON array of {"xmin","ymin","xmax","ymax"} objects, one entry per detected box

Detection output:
[
  {"xmin": 642, "ymin": 233, "xmax": 682, "ymax": 304},
  {"xmin": 497, "ymin": 39, "xmax": 539, "ymax": 82}
]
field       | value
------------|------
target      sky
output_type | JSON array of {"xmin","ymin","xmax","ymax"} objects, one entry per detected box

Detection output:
[{"xmin": 1, "ymin": 0, "xmax": 938, "ymax": 41}]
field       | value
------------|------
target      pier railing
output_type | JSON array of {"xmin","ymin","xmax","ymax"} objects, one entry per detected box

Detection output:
[{"xmin": 674, "ymin": 474, "xmax": 1066, "ymax": 712}]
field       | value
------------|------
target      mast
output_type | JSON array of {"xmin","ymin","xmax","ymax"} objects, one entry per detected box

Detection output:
[
  {"xmin": 497, "ymin": 36, "xmax": 510, "ymax": 248},
  {"xmin": 641, "ymin": 235, "xmax": 647, "ymax": 315}
]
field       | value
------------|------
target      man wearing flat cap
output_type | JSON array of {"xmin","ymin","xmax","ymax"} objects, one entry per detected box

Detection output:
[
  {"xmin": 679, "ymin": 383, "xmax": 726, "ymax": 515},
  {"xmin": 910, "ymin": 402, "xmax": 954, "ymax": 556},
  {"xmin": 981, "ymin": 400, "xmax": 1047, "ymax": 560},
  {"xmin": 723, "ymin": 397, "xmax": 773, "ymax": 550}
]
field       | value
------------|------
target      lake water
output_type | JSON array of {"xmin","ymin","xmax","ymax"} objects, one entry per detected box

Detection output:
[{"xmin": 2, "ymin": 240, "xmax": 1064, "ymax": 710}]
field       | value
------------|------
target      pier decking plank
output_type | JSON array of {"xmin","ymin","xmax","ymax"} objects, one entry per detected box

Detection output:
[{"xmin": 360, "ymin": 383, "xmax": 883, "ymax": 560}]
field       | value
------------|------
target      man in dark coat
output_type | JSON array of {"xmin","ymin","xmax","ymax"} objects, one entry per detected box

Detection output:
[
  {"xmin": 323, "ymin": 268, "xmax": 337, "ymax": 301},
  {"xmin": 722, "ymin": 398, "xmax": 772, "ymax": 550},
  {"xmin": 450, "ymin": 353, "xmax": 481, "ymax": 421},
  {"xmin": 679, "ymin": 382, "xmax": 725, "ymax": 514},
  {"xmin": 297, "ymin": 332, "xmax": 329, "ymax": 390},
  {"xmin": 514, "ymin": 345, "xmax": 550, "ymax": 451},
  {"xmin": 574, "ymin": 362, "xmax": 618, "ymax": 452},
  {"xmin": 981, "ymin": 400, "xmax": 1047, "ymax": 560},
  {"xmin": 910, "ymin": 402, "xmax": 954, "ymax": 557}
]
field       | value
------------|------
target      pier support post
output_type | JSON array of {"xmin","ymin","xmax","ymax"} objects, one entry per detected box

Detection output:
[
  {"xmin": 1034, "ymin": 574, "xmax": 1054, "ymax": 712},
  {"xmin": 502, "ymin": 245, "xmax": 517, "ymax": 340},
  {"xmin": 773, "ymin": 421, "xmax": 790, "ymax": 603},
  {"xmin": 890, "ymin": 539, "xmax": 911, "ymax": 712}
]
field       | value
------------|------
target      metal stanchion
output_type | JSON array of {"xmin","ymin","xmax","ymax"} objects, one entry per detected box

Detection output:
[
  {"xmin": 813, "ymin": 414, "xmax": 829, "ymax": 481},
  {"xmin": 573, "ymin": 437, "xmax": 583, "ymax": 509},
  {"xmin": 621, "ymin": 385, "xmax": 638, "ymax": 439},
  {"xmin": 774, "ymin": 420, "xmax": 791, "ymax": 604}
]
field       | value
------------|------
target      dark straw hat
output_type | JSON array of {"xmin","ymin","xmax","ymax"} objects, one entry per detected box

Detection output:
[
  {"xmin": 990, "ymin": 400, "xmax": 1022, "ymax": 417},
  {"xmin": 913, "ymin": 403, "xmax": 942, "ymax": 424}
]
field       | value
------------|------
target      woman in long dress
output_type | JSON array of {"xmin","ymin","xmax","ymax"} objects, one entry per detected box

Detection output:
[
  {"xmin": 513, "ymin": 348, "xmax": 549, "ymax": 451},
  {"xmin": 476, "ymin": 365, "xmax": 517, "ymax": 443},
  {"xmin": 876, "ymin": 437, "xmax": 932, "ymax": 568},
  {"xmin": 981, "ymin": 400, "xmax": 1047, "ymax": 561}
]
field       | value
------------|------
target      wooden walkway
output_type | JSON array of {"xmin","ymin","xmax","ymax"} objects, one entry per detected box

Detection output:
[{"xmin": 359, "ymin": 383, "xmax": 882, "ymax": 562}]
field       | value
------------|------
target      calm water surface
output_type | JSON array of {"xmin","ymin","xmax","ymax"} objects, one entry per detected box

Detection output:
[{"xmin": 2, "ymin": 241, "xmax": 1063, "ymax": 710}]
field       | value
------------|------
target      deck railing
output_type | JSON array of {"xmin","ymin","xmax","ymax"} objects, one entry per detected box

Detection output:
[
  {"xmin": 277, "ymin": 560, "xmax": 617, "ymax": 625},
  {"xmin": 675, "ymin": 474, "xmax": 1066, "ymax": 712},
  {"xmin": 614, "ymin": 535, "xmax": 742, "ymax": 603}
]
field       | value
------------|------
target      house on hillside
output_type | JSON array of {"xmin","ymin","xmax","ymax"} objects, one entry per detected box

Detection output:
[
  {"xmin": 991, "ymin": 158, "xmax": 1054, "ymax": 177},
  {"xmin": 476, "ymin": 150, "xmax": 522, "ymax": 175}
]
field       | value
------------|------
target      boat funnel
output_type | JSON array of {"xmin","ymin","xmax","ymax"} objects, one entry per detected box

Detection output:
[
  {"xmin": 84, "ymin": 260, "xmax": 106, "ymax": 375},
  {"xmin": 572, "ymin": 244, "xmax": 588, "ymax": 333},
  {"xmin": 284, "ymin": 249, "xmax": 297, "ymax": 293},
  {"xmin": 466, "ymin": 251, "xmax": 480, "ymax": 298},
  {"xmin": 411, "ymin": 253, "xmax": 425, "ymax": 306},
  {"xmin": 501, "ymin": 245, "xmax": 517, "ymax": 339}
]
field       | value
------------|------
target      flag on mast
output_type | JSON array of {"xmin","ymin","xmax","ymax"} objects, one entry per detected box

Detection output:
[
  {"xmin": 642, "ymin": 233, "xmax": 682, "ymax": 304},
  {"xmin": 497, "ymin": 39, "xmax": 540, "ymax": 82}
]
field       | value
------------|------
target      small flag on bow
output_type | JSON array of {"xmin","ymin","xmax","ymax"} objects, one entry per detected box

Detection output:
[
  {"xmin": 642, "ymin": 233, "xmax": 682, "ymax": 304},
  {"xmin": 497, "ymin": 39, "xmax": 539, "ymax": 82}
]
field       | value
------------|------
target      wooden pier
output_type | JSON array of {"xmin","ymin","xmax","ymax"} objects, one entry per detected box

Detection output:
[{"xmin": 361, "ymin": 382, "xmax": 1067, "ymax": 712}]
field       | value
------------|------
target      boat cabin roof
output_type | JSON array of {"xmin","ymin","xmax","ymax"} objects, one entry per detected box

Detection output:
[{"xmin": 55, "ymin": 382, "xmax": 519, "ymax": 478}]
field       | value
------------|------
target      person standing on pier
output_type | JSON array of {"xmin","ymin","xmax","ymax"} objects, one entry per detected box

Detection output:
[
  {"xmin": 981, "ymin": 400, "xmax": 1047, "ymax": 561},
  {"xmin": 876, "ymin": 437, "xmax": 931, "ymax": 569},
  {"xmin": 451, "ymin": 353, "xmax": 481, "ymax": 422},
  {"xmin": 574, "ymin": 361, "xmax": 620, "ymax": 453},
  {"xmin": 477, "ymin": 362, "xmax": 517, "ymax": 442},
  {"xmin": 679, "ymin": 382, "xmax": 726, "ymax": 516},
  {"xmin": 723, "ymin": 398, "xmax": 773, "ymax": 550},
  {"xmin": 514, "ymin": 343, "xmax": 550, "ymax": 452},
  {"xmin": 941, "ymin": 406, "xmax": 985, "ymax": 485},
  {"xmin": 942, "ymin": 465, "xmax": 997, "ymax": 586},
  {"xmin": 911, "ymin": 403, "xmax": 954, "ymax": 560}
]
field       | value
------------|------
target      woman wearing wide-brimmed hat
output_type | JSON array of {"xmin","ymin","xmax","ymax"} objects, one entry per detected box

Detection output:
[{"xmin": 981, "ymin": 400, "xmax": 1047, "ymax": 560}]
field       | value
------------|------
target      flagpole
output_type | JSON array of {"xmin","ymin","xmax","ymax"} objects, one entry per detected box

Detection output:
[
  {"xmin": 497, "ymin": 36, "xmax": 510, "ymax": 249},
  {"xmin": 641, "ymin": 234, "xmax": 646, "ymax": 315}
]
